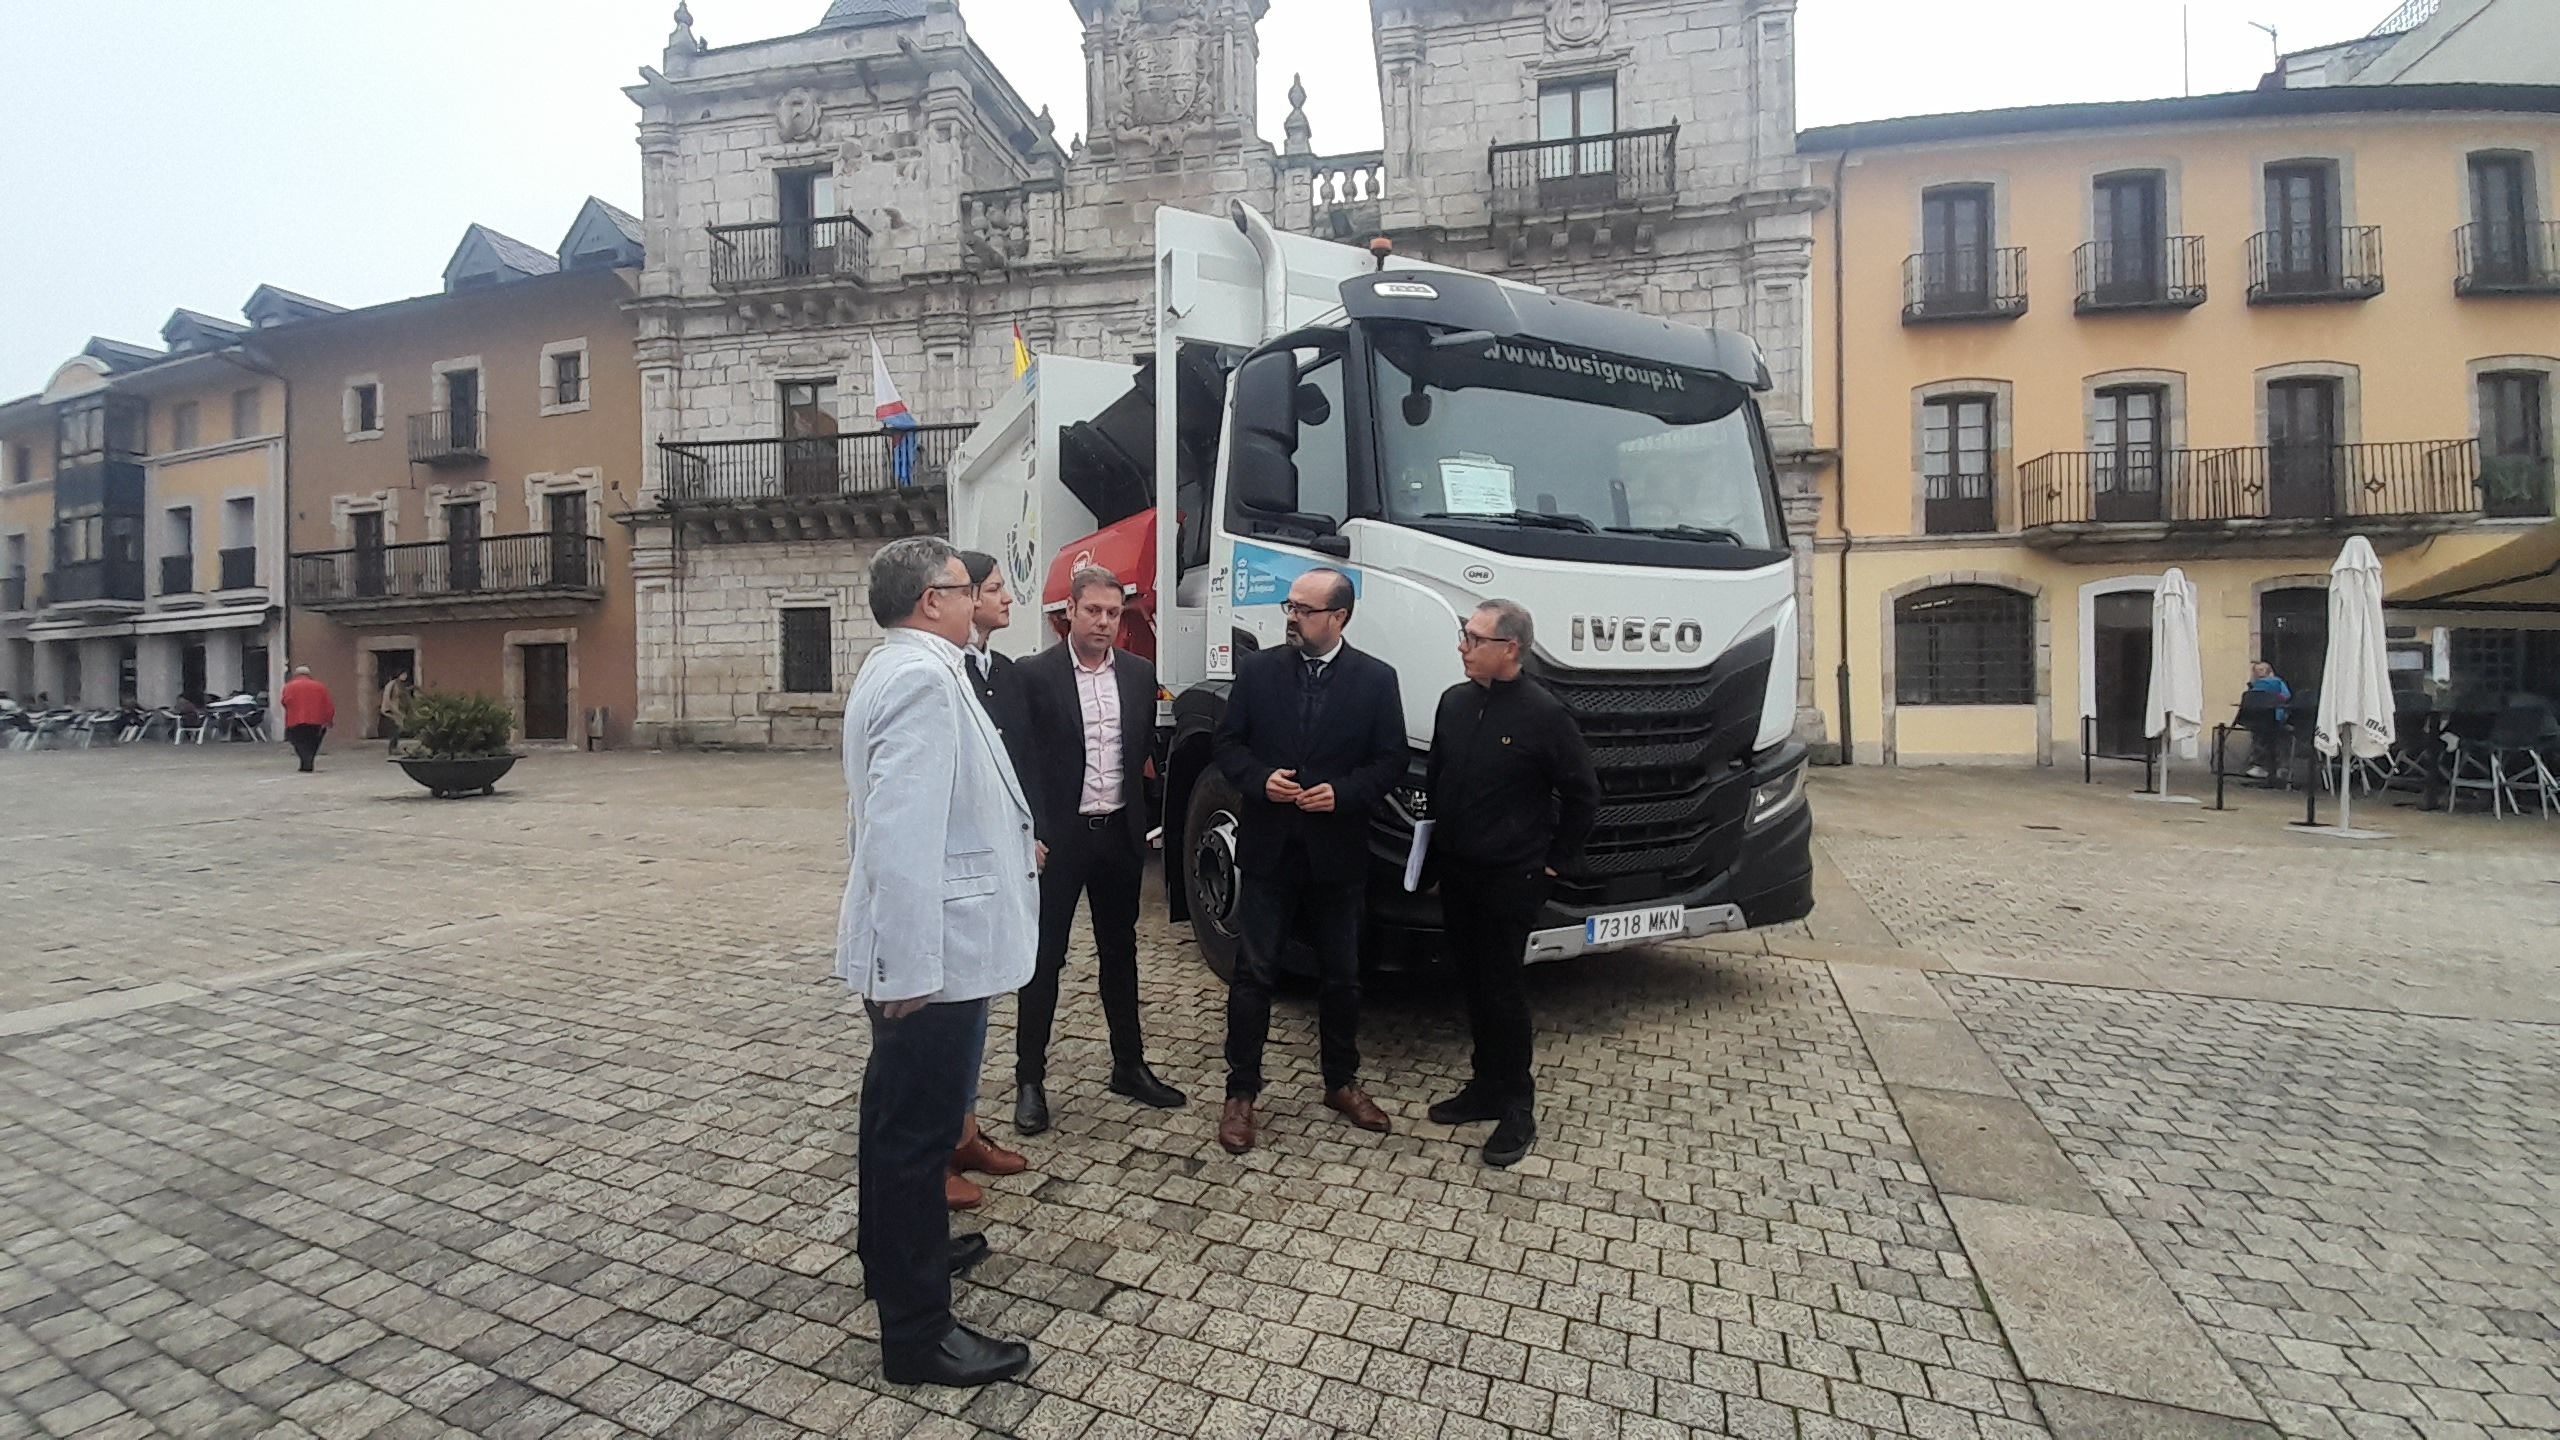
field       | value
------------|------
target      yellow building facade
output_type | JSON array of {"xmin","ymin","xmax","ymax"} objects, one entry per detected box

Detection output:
[{"xmin": 1800, "ymin": 84, "xmax": 2560, "ymax": 766}]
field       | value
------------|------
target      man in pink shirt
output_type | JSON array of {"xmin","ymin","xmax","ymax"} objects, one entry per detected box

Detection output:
[{"xmin": 1009, "ymin": 565, "xmax": 1185, "ymax": 1134}]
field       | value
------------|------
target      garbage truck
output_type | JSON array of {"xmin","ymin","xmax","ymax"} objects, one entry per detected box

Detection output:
[{"xmin": 948, "ymin": 203, "xmax": 1812, "ymax": 977}]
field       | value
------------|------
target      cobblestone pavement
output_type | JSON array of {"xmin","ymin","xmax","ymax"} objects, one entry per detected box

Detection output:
[{"xmin": 1, "ymin": 749, "xmax": 2553, "ymax": 1439}]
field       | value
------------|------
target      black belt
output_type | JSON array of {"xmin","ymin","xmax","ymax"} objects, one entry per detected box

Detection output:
[{"xmin": 1079, "ymin": 809, "xmax": 1124, "ymax": 829}]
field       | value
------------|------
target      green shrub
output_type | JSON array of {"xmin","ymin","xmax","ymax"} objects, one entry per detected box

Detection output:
[{"xmin": 399, "ymin": 691, "xmax": 514, "ymax": 759}]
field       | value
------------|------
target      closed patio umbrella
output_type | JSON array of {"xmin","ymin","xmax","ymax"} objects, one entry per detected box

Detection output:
[
  {"xmin": 2313, "ymin": 535, "xmax": 2395, "ymax": 837},
  {"xmin": 2141, "ymin": 567, "xmax": 2204, "ymax": 802}
]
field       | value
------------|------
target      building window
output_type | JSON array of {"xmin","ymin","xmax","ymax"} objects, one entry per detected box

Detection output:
[
  {"xmin": 1922, "ymin": 393, "xmax": 1997, "ymax": 534},
  {"xmin": 552, "ymin": 351, "xmax": 584, "ymax": 407},
  {"xmin": 2469, "ymin": 152, "xmax": 2540, "ymax": 285},
  {"xmin": 1895, "ymin": 586, "xmax": 2035, "ymax": 706},
  {"xmin": 1919, "ymin": 185, "xmax": 1995, "ymax": 305},
  {"xmin": 2263, "ymin": 161, "xmax": 2339, "ymax": 288},
  {"xmin": 779, "ymin": 607, "xmax": 833, "ymax": 695},
  {"xmin": 2093, "ymin": 385, "xmax": 2166, "ymax": 522},
  {"xmin": 2452, "ymin": 629, "xmax": 2560, "ymax": 707},
  {"xmin": 1537, "ymin": 76, "xmax": 1618, "ymax": 181},
  {"xmin": 777, "ymin": 168, "xmax": 837, "ymax": 276},
  {"xmin": 779, "ymin": 380, "xmax": 840, "ymax": 497},
  {"xmin": 2480, "ymin": 370, "xmax": 2552, "ymax": 517},
  {"xmin": 231, "ymin": 387, "xmax": 262, "ymax": 439},
  {"xmin": 2090, "ymin": 171, "xmax": 2166, "ymax": 300},
  {"xmin": 171, "ymin": 401, "xmax": 201, "ymax": 452},
  {"xmin": 2266, "ymin": 377, "xmax": 2343, "ymax": 519},
  {"xmin": 350, "ymin": 383, "xmax": 380, "ymax": 435},
  {"xmin": 7, "ymin": 443, "xmax": 27, "ymax": 486}
]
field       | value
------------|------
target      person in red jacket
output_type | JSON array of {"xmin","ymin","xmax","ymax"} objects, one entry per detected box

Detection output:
[{"xmin": 279, "ymin": 666, "xmax": 336, "ymax": 773}]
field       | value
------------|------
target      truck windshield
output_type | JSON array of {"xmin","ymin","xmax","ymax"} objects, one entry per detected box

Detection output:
[{"xmin": 1366, "ymin": 324, "xmax": 1777, "ymax": 548}]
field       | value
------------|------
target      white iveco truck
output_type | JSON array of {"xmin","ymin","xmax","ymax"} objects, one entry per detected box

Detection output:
[{"xmin": 950, "ymin": 205, "xmax": 1811, "ymax": 976}]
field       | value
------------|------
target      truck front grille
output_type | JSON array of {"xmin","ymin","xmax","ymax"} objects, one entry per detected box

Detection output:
[{"xmin": 1526, "ymin": 628, "xmax": 1774, "ymax": 908}]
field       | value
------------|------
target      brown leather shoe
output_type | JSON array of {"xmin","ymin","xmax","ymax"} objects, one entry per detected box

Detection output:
[
  {"xmin": 1324, "ymin": 1085, "xmax": 1392, "ymax": 1134},
  {"xmin": 952, "ymin": 1116, "xmax": 1028, "ymax": 1178},
  {"xmin": 945, "ymin": 1171, "xmax": 984, "ymax": 1210},
  {"xmin": 1217, "ymin": 1098, "xmax": 1256, "ymax": 1155}
]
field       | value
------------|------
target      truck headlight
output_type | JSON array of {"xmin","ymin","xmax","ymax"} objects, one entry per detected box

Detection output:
[{"xmin": 1748, "ymin": 765, "xmax": 1805, "ymax": 828}]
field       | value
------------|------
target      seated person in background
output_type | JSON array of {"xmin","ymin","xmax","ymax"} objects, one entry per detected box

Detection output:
[{"xmin": 2239, "ymin": 660, "xmax": 2292, "ymax": 779}]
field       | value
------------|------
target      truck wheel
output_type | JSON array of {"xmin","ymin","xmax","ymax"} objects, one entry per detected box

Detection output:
[{"xmin": 1183, "ymin": 770, "xmax": 1246, "ymax": 983}]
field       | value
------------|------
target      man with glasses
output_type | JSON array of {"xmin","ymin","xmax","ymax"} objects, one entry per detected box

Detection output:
[
  {"xmin": 1212, "ymin": 567, "xmax": 1408, "ymax": 1154},
  {"xmin": 1421, "ymin": 600, "xmax": 1597, "ymax": 1167},
  {"xmin": 836, "ymin": 537, "xmax": 1038, "ymax": 1387}
]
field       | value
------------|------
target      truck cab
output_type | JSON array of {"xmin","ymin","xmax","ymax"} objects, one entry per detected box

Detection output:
[{"xmin": 951, "ymin": 204, "xmax": 1812, "ymax": 977}]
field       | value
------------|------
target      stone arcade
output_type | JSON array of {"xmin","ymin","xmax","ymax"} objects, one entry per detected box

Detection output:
[{"xmin": 627, "ymin": 0, "xmax": 1822, "ymax": 748}]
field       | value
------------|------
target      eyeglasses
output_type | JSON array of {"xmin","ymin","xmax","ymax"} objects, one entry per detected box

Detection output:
[
  {"xmin": 1458, "ymin": 628, "xmax": 1516, "ymax": 649},
  {"xmin": 1281, "ymin": 602, "xmax": 1344, "ymax": 619},
  {"xmin": 924, "ymin": 582, "xmax": 974, "ymax": 598}
]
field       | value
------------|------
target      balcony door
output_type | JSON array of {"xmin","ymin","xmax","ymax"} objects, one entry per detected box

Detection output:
[
  {"xmin": 2266, "ymin": 378, "xmax": 2341, "ymax": 520},
  {"xmin": 2470, "ymin": 153, "xmax": 2535, "ymax": 286},
  {"xmin": 777, "ymin": 168, "xmax": 837, "ymax": 276},
  {"xmin": 352, "ymin": 511, "xmax": 387, "ymax": 598},
  {"xmin": 779, "ymin": 381, "xmax": 840, "ymax": 497},
  {"xmin": 546, "ymin": 491, "xmax": 590, "ymax": 586},
  {"xmin": 2264, "ymin": 163, "xmax": 2337, "ymax": 294},
  {"xmin": 2093, "ymin": 386, "xmax": 2166, "ymax": 523},
  {"xmin": 1536, "ymin": 77, "xmax": 1618, "ymax": 205},
  {"xmin": 2480, "ymin": 371, "xmax": 2551, "ymax": 517},
  {"xmin": 443, "ymin": 369, "xmax": 480, "ymax": 452},
  {"xmin": 1921, "ymin": 186, "xmax": 1993, "ymax": 309},
  {"xmin": 444, "ymin": 501, "xmax": 482, "ymax": 593},
  {"xmin": 2092, "ymin": 172, "xmax": 2164, "ymax": 302},
  {"xmin": 1922, "ymin": 394, "xmax": 1996, "ymax": 534}
]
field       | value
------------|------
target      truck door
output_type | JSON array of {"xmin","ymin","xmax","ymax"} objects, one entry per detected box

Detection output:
[{"xmin": 1208, "ymin": 342, "xmax": 1354, "ymax": 677}]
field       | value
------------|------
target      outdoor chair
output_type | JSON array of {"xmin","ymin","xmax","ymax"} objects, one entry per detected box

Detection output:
[
  {"xmin": 173, "ymin": 711, "xmax": 210, "ymax": 745},
  {"xmin": 2443, "ymin": 707, "xmax": 2560, "ymax": 818}
]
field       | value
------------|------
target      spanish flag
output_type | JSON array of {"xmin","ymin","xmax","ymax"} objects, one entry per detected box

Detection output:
[{"xmin": 1010, "ymin": 322, "xmax": 1034, "ymax": 381}]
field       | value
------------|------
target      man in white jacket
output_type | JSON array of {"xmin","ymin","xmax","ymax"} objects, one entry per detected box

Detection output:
[{"xmin": 837, "ymin": 536, "xmax": 1040, "ymax": 1388}]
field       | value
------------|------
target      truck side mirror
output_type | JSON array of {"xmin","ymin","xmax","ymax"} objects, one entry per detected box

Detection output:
[{"xmin": 1229, "ymin": 349, "xmax": 1301, "ymax": 516}]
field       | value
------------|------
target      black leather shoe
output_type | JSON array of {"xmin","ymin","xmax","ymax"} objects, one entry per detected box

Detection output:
[
  {"xmin": 881, "ymin": 1323, "xmax": 1033, "ymax": 1387},
  {"xmin": 1427, "ymin": 1085, "xmax": 1504, "ymax": 1127},
  {"xmin": 948, "ymin": 1232, "xmax": 990, "ymax": 1278},
  {"xmin": 1482, "ymin": 1106, "xmax": 1536, "ymax": 1169},
  {"xmin": 1014, "ymin": 1083, "xmax": 1049, "ymax": 1137},
  {"xmin": 1107, "ymin": 1062, "xmax": 1187, "ymax": 1110}
]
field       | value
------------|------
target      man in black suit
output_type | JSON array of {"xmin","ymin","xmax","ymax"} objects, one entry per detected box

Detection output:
[
  {"xmin": 1013, "ymin": 565, "xmax": 1186, "ymax": 1134},
  {"xmin": 1212, "ymin": 566, "xmax": 1407, "ymax": 1154}
]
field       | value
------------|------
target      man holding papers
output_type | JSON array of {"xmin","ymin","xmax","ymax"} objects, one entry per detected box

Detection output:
[{"xmin": 1422, "ymin": 599, "xmax": 1598, "ymax": 1168}]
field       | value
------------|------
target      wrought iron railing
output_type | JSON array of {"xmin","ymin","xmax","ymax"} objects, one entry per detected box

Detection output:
[
  {"xmin": 219, "ymin": 546, "xmax": 258, "ymax": 591},
  {"xmin": 657, "ymin": 424, "xmax": 976, "ymax": 507},
  {"xmin": 2246, "ymin": 226, "xmax": 2385, "ymax": 303},
  {"xmin": 407, "ymin": 410, "xmax": 484, "ymax": 465},
  {"xmin": 1902, "ymin": 247, "xmax": 2028, "ymax": 323},
  {"xmin": 1489, "ymin": 126, "xmax": 1678, "ymax": 218},
  {"xmin": 291, "ymin": 533, "xmax": 603, "ymax": 606},
  {"xmin": 2019, "ymin": 440, "xmax": 2483, "ymax": 529},
  {"xmin": 709, "ymin": 215, "xmax": 873, "ymax": 290},
  {"xmin": 2455, "ymin": 220, "xmax": 2560, "ymax": 295},
  {"xmin": 42, "ymin": 560, "xmax": 146, "ymax": 607},
  {"xmin": 160, "ymin": 554, "xmax": 196, "ymax": 596},
  {"xmin": 2073, "ymin": 237, "xmax": 2208, "ymax": 312}
]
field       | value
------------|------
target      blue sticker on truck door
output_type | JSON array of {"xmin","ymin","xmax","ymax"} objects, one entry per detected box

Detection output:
[{"xmin": 1233, "ymin": 542, "xmax": 1361, "ymax": 607}]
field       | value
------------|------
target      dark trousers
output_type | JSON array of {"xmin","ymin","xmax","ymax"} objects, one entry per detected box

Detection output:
[
  {"xmin": 1018, "ymin": 816, "xmax": 1146, "ymax": 1086},
  {"xmin": 858, "ymin": 996, "xmax": 984, "ymax": 1357},
  {"xmin": 286, "ymin": 725, "xmax": 326, "ymax": 772},
  {"xmin": 1438, "ymin": 865, "xmax": 1545, "ymax": 1105},
  {"xmin": 1224, "ymin": 844, "xmax": 1363, "ymax": 1098}
]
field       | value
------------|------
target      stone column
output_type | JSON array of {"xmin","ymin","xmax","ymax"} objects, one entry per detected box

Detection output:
[
  {"xmin": 78, "ymin": 637, "xmax": 122, "ymax": 707},
  {"xmin": 30, "ymin": 638, "xmax": 64, "ymax": 704},
  {"xmin": 135, "ymin": 633, "xmax": 182, "ymax": 708},
  {"xmin": 1771, "ymin": 425, "xmax": 1828, "ymax": 753},
  {"xmin": 204, "ymin": 630, "xmax": 242, "ymax": 699},
  {"xmin": 631, "ymin": 516, "xmax": 680, "ymax": 747}
]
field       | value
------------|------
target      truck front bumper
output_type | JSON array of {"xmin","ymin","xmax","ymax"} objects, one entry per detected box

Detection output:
[{"xmin": 1523, "ymin": 903, "xmax": 1750, "ymax": 962}]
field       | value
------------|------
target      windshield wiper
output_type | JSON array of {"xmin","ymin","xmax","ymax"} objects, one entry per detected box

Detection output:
[
  {"xmin": 1605, "ymin": 523, "xmax": 1750, "ymax": 546},
  {"xmin": 1419, "ymin": 509, "xmax": 1596, "ymax": 533}
]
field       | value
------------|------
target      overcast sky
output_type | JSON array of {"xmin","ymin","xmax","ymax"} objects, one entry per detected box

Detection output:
[{"xmin": 0, "ymin": 0, "xmax": 2378, "ymax": 392}]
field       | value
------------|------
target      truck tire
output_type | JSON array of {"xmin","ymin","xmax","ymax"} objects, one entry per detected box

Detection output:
[{"xmin": 1182, "ymin": 769, "xmax": 1247, "ymax": 983}]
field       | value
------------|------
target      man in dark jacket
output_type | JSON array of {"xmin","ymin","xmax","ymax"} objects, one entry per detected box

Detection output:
[
  {"xmin": 1013, "ymin": 565, "xmax": 1186, "ymax": 1134},
  {"xmin": 946, "ymin": 551, "xmax": 1030, "ymax": 1209},
  {"xmin": 1212, "ymin": 566, "xmax": 1407, "ymax": 1154},
  {"xmin": 1424, "ymin": 600, "xmax": 1598, "ymax": 1168}
]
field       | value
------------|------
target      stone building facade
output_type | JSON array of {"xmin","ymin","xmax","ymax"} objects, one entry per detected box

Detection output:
[{"xmin": 627, "ymin": 0, "xmax": 1822, "ymax": 748}]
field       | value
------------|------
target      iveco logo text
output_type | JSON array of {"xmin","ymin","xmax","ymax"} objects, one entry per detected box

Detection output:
[{"xmin": 1570, "ymin": 616, "xmax": 1707, "ymax": 653}]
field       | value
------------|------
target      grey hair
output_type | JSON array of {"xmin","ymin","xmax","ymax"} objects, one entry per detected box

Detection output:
[
  {"xmin": 1307, "ymin": 566, "xmax": 1356, "ymax": 617},
  {"xmin": 1068, "ymin": 564, "xmax": 1124, "ymax": 606},
  {"xmin": 868, "ymin": 536, "xmax": 959, "ymax": 626},
  {"xmin": 1475, "ymin": 598, "xmax": 1533, "ymax": 650}
]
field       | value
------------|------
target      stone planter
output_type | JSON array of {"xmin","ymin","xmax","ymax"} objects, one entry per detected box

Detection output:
[{"xmin": 393, "ymin": 754, "xmax": 519, "ymax": 798}]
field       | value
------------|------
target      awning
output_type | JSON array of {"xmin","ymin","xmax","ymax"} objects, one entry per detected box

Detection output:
[
  {"xmin": 17, "ymin": 605, "xmax": 276, "ymax": 642},
  {"xmin": 2386, "ymin": 519, "xmax": 2560, "ymax": 628}
]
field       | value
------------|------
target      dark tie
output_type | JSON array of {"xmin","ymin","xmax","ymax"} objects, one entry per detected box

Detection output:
[{"xmin": 1299, "ymin": 655, "xmax": 1331, "ymax": 737}]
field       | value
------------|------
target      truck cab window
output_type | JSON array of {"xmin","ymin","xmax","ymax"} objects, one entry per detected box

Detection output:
[{"xmin": 1218, "ymin": 346, "xmax": 1348, "ymax": 545}]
